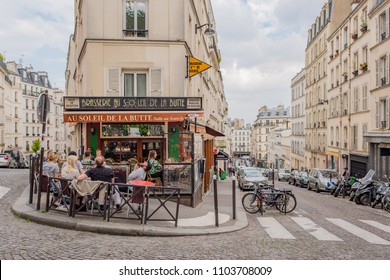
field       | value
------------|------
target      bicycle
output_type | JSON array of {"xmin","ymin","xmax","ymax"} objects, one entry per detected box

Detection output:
[{"xmin": 242, "ymin": 181, "xmax": 297, "ymax": 215}]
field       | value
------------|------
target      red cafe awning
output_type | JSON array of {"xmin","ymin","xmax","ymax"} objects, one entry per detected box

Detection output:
[{"xmin": 63, "ymin": 111, "xmax": 204, "ymax": 123}]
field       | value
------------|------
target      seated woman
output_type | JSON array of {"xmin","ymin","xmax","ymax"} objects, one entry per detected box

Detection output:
[
  {"xmin": 61, "ymin": 155, "xmax": 80, "ymax": 180},
  {"xmin": 147, "ymin": 150, "xmax": 163, "ymax": 179}
]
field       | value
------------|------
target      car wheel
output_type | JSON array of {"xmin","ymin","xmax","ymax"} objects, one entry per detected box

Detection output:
[
  {"xmin": 315, "ymin": 184, "xmax": 320, "ymax": 193},
  {"xmin": 288, "ymin": 179, "xmax": 291, "ymax": 185},
  {"xmin": 307, "ymin": 183, "xmax": 311, "ymax": 190}
]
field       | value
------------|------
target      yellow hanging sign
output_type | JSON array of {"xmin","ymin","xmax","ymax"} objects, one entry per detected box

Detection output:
[{"xmin": 188, "ymin": 56, "xmax": 212, "ymax": 77}]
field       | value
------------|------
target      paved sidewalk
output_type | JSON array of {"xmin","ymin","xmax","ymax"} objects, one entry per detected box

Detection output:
[{"xmin": 11, "ymin": 177, "xmax": 248, "ymax": 236}]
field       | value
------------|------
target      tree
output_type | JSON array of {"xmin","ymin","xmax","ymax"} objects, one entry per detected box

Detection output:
[
  {"xmin": 0, "ymin": 53, "xmax": 4, "ymax": 62},
  {"xmin": 32, "ymin": 139, "xmax": 41, "ymax": 154}
]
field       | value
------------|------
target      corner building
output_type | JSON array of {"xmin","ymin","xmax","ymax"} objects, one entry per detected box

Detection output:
[{"xmin": 65, "ymin": 0, "xmax": 226, "ymax": 206}]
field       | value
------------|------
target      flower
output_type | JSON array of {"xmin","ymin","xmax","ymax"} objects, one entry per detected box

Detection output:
[{"xmin": 359, "ymin": 62, "xmax": 367, "ymax": 71}]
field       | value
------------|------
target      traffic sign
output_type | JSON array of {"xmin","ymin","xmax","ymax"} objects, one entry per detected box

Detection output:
[{"xmin": 188, "ymin": 56, "xmax": 211, "ymax": 78}]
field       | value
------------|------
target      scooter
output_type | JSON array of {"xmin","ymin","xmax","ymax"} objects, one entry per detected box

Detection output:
[
  {"xmin": 349, "ymin": 170, "xmax": 375, "ymax": 202},
  {"xmin": 372, "ymin": 175, "xmax": 389, "ymax": 209},
  {"xmin": 354, "ymin": 171, "xmax": 381, "ymax": 206},
  {"xmin": 382, "ymin": 187, "xmax": 390, "ymax": 212}
]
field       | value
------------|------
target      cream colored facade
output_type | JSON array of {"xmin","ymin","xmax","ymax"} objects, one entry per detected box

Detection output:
[
  {"xmin": 327, "ymin": 0, "xmax": 371, "ymax": 174},
  {"xmin": 305, "ymin": 0, "xmax": 353, "ymax": 169},
  {"xmin": 253, "ymin": 105, "xmax": 290, "ymax": 168},
  {"xmin": 0, "ymin": 60, "xmax": 12, "ymax": 151},
  {"xmin": 290, "ymin": 69, "xmax": 306, "ymax": 170},
  {"xmin": 66, "ymin": 0, "xmax": 226, "ymax": 153},
  {"xmin": 366, "ymin": 0, "xmax": 390, "ymax": 177}
]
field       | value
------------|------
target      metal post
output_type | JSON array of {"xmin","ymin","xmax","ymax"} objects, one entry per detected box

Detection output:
[
  {"xmin": 36, "ymin": 147, "xmax": 44, "ymax": 210},
  {"xmin": 232, "ymin": 176, "xmax": 236, "ymax": 220},
  {"xmin": 28, "ymin": 155, "xmax": 34, "ymax": 204},
  {"xmin": 213, "ymin": 175, "xmax": 219, "ymax": 226}
]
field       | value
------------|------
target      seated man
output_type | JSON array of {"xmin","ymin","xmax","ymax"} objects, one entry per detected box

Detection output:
[
  {"xmin": 77, "ymin": 155, "xmax": 122, "ymax": 212},
  {"xmin": 128, "ymin": 162, "xmax": 147, "ymax": 181}
]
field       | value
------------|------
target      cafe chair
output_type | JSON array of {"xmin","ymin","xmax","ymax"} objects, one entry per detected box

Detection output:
[
  {"xmin": 147, "ymin": 172, "xmax": 162, "ymax": 186},
  {"xmin": 127, "ymin": 158, "xmax": 138, "ymax": 171},
  {"xmin": 105, "ymin": 158, "xmax": 115, "ymax": 164}
]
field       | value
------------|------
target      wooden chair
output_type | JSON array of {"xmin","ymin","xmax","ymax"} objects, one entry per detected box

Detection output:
[{"xmin": 147, "ymin": 172, "xmax": 162, "ymax": 186}]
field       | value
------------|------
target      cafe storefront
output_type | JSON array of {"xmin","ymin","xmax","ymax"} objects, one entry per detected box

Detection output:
[{"xmin": 63, "ymin": 96, "xmax": 220, "ymax": 206}]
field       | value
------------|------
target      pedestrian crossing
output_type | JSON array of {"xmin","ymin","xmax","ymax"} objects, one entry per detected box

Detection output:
[
  {"xmin": 257, "ymin": 216, "xmax": 390, "ymax": 245},
  {"xmin": 0, "ymin": 186, "xmax": 10, "ymax": 200}
]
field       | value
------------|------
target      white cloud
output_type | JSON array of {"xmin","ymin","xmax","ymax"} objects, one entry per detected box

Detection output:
[
  {"xmin": 212, "ymin": 0, "xmax": 324, "ymax": 123},
  {"xmin": 0, "ymin": 0, "xmax": 325, "ymax": 123}
]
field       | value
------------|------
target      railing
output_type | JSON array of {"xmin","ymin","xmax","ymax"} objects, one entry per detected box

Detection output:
[{"xmin": 123, "ymin": 29, "xmax": 149, "ymax": 37}]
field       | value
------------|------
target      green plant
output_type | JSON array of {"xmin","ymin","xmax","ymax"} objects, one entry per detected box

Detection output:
[
  {"xmin": 32, "ymin": 139, "xmax": 41, "ymax": 153},
  {"xmin": 0, "ymin": 53, "xmax": 4, "ymax": 62}
]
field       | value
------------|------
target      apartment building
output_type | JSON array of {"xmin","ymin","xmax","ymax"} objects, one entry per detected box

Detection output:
[
  {"xmin": 0, "ymin": 60, "xmax": 12, "ymax": 151},
  {"xmin": 252, "ymin": 105, "xmax": 290, "ymax": 168},
  {"xmin": 290, "ymin": 69, "xmax": 306, "ymax": 170},
  {"xmin": 305, "ymin": 0, "xmax": 353, "ymax": 169},
  {"xmin": 327, "ymin": 0, "xmax": 371, "ymax": 175},
  {"xmin": 365, "ymin": 0, "xmax": 390, "ymax": 177},
  {"xmin": 231, "ymin": 123, "xmax": 251, "ymax": 158},
  {"xmin": 65, "ymin": 0, "xmax": 226, "ymax": 205}
]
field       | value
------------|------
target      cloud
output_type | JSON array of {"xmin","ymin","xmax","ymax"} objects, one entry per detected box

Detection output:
[{"xmin": 212, "ymin": 0, "xmax": 324, "ymax": 123}]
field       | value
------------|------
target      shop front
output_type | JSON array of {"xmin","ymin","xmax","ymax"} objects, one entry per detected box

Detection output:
[{"xmin": 63, "ymin": 96, "xmax": 220, "ymax": 207}]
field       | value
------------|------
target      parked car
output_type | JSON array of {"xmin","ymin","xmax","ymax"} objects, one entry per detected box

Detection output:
[
  {"xmin": 0, "ymin": 153, "xmax": 10, "ymax": 167},
  {"xmin": 307, "ymin": 168, "xmax": 340, "ymax": 193},
  {"xmin": 297, "ymin": 171, "xmax": 309, "ymax": 188},
  {"xmin": 238, "ymin": 167, "xmax": 268, "ymax": 190},
  {"xmin": 277, "ymin": 169, "xmax": 291, "ymax": 181},
  {"xmin": 287, "ymin": 170, "xmax": 300, "ymax": 185}
]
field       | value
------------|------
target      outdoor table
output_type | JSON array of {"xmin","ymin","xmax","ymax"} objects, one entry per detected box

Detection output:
[{"xmin": 108, "ymin": 180, "xmax": 155, "ymax": 223}]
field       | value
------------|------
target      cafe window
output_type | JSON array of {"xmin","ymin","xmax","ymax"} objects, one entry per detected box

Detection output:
[
  {"xmin": 124, "ymin": 72, "xmax": 147, "ymax": 97},
  {"xmin": 101, "ymin": 124, "xmax": 164, "ymax": 138}
]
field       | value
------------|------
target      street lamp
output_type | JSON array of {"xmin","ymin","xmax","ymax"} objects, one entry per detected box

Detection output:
[{"xmin": 195, "ymin": 23, "xmax": 215, "ymax": 35}]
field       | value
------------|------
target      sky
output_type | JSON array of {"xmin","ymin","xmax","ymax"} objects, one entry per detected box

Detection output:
[{"xmin": 0, "ymin": 0, "xmax": 325, "ymax": 124}]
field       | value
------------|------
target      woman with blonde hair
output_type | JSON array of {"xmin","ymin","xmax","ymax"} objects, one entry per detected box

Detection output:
[
  {"xmin": 147, "ymin": 150, "xmax": 163, "ymax": 178},
  {"xmin": 61, "ymin": 155, "xmax": 80, "ymax": 179}
]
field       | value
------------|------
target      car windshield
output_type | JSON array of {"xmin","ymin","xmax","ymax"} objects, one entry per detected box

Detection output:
[
  {"xmin": 301, "ymin": 172, "xmax": 308, "ymax": 177},
  {"xmin": 321, "ymin": 171, "xmax": 339, "ymax": 179},
  {"xmin": 280, "ymin": 169, "xmax": 290, "ymax": 173},
  {"xmin": 245, "ymin": 171, "xmax": 263, "ymax": 177}
]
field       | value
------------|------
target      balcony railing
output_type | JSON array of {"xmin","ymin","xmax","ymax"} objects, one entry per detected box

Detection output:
[{"xmin": 123, "ymin": 29, "xmax": 149, "ymax": 37}]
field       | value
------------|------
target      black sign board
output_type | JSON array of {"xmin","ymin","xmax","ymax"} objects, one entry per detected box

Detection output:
[
  {"xmin": 214, "ymin": 151, "xmax": 229, "ymax": 161},
  {"xmin": 64, "ymin": 96, "xmax": 203, "ymax": 111},
  {"xmin": 37, "ymin": 92, "xmax": 50, "ymax": 123}
]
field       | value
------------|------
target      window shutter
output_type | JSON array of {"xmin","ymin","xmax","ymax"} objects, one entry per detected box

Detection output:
[
  {"xmin": 387, "ymin": 54, "xmax": 390, "ymax": 84},
  {"xmin": 386, "ymin": 9, "xmax": 389, "ymax": 37},
  {"xmin": 107, "ymin": 68, "xmax": 120, "ymax": 96},
  {"xmin": 386, "ymin": 98, "xmax": 390, "ymax": 129},
  {"xmin": 376, "ymin": 17, "xmax": 379, "ymax": 42},
  {"xmin": 150, "ymin": 68, "xmax": 162, "ymax": 97},
  {"xmin": 376, "ymin": 101, "xmax": 379, "ymax": 129},
  {"xmin": 376, "ymin": 60, "xmax": 379, "ymax": 87}
]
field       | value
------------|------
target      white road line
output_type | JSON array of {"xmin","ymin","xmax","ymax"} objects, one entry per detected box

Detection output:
[
  {"xmin": 257, "ymin": 217, "xmax": 296, "ymax": 239},
  {"xmin": 359, "ymin": 220, "xmax": 390, "ymax": 234},
  {"xmin": 0, "ymin": 186, "xmax": 11, "ymax": 199},
  {"xmin": 291, "ymin": 217, "xmax": 343, "ymax": 241},
  {"xmin": 327, "ymin": 218, "xmax": 390, "ymax": 245},
  {"xmin": 174, "ymin": 212, "xmax": 230, "ymax": 227}
]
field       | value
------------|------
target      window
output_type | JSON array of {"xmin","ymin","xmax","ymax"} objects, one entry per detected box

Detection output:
[
  {"xmin": 353, "ymin": 52, "xmax": 359, "ymax": 72},
  {"xmin": 344, "ymin": 126, "xmax": 348, "ymax": 149},
  {"xmin": 362, "ymin": 124, "xmax": 368, "ymax": 150},
  {"xmin": 378, "ymin": 11, "xmax": 388, "ymax": 42},
  {"xmin": 352, "ymin": 125, "xmax": 358, "ymax": 150},
  {"xmin": 362, "ymin": 84, "xmax": 368, "ymax": 110},
  {"xmin": 353, "ymin": 87, "xmax": 359, "ymax": 113},
  {"xmin": 124, "ymin": 0, "xmax": 148, "ymax": 37},
  {"xmin": 376, "ymin": 98, "xmax": 389, "ymax": 129},
  {"xmin": 376, "ymin": 55, "xmax": 389, "ymax": 86},
  {"xmin": 25, "ymin": 99, "xmax": 28, "ymax": 109},
  {"xmin": 123, "ymin": 72, "xmax": 147, "ymax": 97}
]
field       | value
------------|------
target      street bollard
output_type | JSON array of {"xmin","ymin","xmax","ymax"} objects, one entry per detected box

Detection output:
[
  {"xmin": 232, "ymin": 176, "xmax": 236, "ymax": 220},
  {"xmin": 213, "ymin": 175, "xmax": 219, "ymax": 227}
]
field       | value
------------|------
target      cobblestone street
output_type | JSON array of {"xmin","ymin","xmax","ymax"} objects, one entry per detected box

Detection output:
[{"xmin": 1, "ymin": 168, "xmax": 389, "ymax": 260}]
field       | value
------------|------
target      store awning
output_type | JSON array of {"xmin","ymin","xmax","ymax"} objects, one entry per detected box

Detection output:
[
  {"xmin": 325, "ymin": 151, "xmax": 340, "ymax": 157},
  {"xmin": 63, "ymin": 111, "xmax": 204, "ymax": 123}
]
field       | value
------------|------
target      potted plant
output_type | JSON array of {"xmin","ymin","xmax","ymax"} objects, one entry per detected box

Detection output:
[
  {"xmin": 360, "ymin": 22, "xmax": 368, "ymax": 32},
  {"xmin": 352, "ymin": 32, "xmax": 358, "ymax": 40},
  {"xmin": 359, "ymin": 62, "xmax": 368, "ymax": 71}
]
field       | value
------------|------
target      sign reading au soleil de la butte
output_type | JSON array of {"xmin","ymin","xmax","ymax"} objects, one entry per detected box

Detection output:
[
  {"xmin": 63, "ymin": 97, "xmax": 202, "ymax": 111},
  {"xmin": 188, "ymin": 56, "xmax": 211, "ymax": 78}
]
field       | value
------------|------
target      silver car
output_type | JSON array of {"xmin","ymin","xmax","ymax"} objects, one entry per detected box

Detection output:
[
  {"xmin": 0, "ymin": 153, "xmax": 10, "ymax": 167},
  {"xmin": 238, "ymin": 168, "xmax": 268, "ymax": 190},
  {"xmin": 277, "ymin": 169, "xmax": 291, "ymax": 181},
  {"xmin": 308, "ymin": 168, "xmax": 340, "ymax": 193}
]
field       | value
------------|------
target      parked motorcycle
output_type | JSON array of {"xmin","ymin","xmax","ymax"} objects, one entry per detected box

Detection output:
[
  {"xmin": 382, "ymin": 187, "xmax": 390, "ymax": 212},
  {"xmin": 333, "ymin": 176, "xmax": 356, "ymax": 198},
  {"xmin": 372, "ymin": 175, "xmax": 390, "ymax": 209},
  {"xmin": 349, "ymin": 170, "xmax": 375, "ymax": 202},
  {"xmin": 354, "ymin": 171, "xmax": 381, "ymax": 206}
]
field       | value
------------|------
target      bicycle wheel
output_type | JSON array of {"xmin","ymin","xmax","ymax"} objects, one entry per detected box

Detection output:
[
  {"xmin": 242, "ymin": 193, "xmax": 262, "ymax": 214},
  {"xmin": 275, "ymin": 193, "xmax": 297, "ymax": 213}
]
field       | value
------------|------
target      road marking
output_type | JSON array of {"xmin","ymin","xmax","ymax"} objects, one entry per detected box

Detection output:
[
  {"xmin": 359, "ymin": 220, "xmax": 390, "ymax": 234},
  {"xmin": 0, "ymin": 186, "xmax": 10, "ymax": 199},
  {"xmin": 257, "ymin": 217, "xmax": 296, "ymax": 239},
  {"xmin": 327, "ymin": 218, "xmax": 390, "ymax": 245},
  {"xmin": 291, "ymin": 217, "xmax": 343, "ymax": 241}
]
